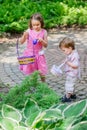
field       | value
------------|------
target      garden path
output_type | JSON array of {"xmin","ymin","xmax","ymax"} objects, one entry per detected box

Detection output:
[{"xmin": 0, "ymin": 29, "xmax": 87, "ymax": 100}]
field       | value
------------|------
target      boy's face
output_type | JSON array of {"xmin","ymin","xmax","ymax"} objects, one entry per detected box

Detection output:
[
  {"xmin": 31, "ymin": 19, "xmax": 41, "ymax": 31},
  {"xmin": 61, "ymin": 47, "xmax": 73, "ymax": 55}
]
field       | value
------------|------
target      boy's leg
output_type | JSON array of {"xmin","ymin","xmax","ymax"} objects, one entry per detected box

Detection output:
[
  {"xmin": 65, "ymin": 76, "xmax": 77, "ymax": 97},
  {"xmin": 61, "ymin": 76, "xmax": 77, "ymax": 102}
]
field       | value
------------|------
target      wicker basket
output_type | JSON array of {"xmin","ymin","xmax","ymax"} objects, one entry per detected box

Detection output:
[
  {"xmin": 17, "ymin": 55, "xmax": 35, "ymax": 65},
  {"xmin": 16, "ymin": 39, "xmax": 35, "ymax": 65}
]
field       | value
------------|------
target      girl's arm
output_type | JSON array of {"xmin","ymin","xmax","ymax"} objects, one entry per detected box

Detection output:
[
  {"xmin": 20, "ymin": 31, "xmax": 28, "ymax": 44},
  {"xmin": 38, "ymin": 30, "xmax": 48, "ymax": 48}
]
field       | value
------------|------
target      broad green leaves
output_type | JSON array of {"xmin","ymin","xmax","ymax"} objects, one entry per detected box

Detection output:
[
  {"xmin": 23, "ymin": 99, "xmax": 41, "ymax": 127},
  {"xmin": 43, "ymin": 109, "xmax": 62, "ymax": 121},
  {"xmin": 2, "ymin": 104, "xmax": 22, "ymax": 123},
  {"xmin": 23, "ymin": 98, "xmax": 40, "ymax": 118},
  {"xmin": 0, "ymin": 117, "xmax": 17, "ymax": 130},
  {"xmin": 0, "ymin": 104, "xmax": 30, "ymax": 130},
  {"xmin": 14, "ymin": 126, "xmax": 29, "ymax": 130},
  {"xmin": 70, "ymin": 121, "xmax": 87, "ymax": 130},
  {"xmin": 63, "ymin": 99, "xmax": 87, "ymax": 118},
  {"xmin": 0, "ymin": 99, "xmax": 87, "ymax": 130}
]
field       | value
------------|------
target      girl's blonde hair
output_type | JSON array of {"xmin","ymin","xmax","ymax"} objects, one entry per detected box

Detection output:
[
  {"xmin": 29, "ymin": 13, "xmax": 44, "ymax": 29},
  {"xmin": 59, "ymin": 37, "xmax": 75, "ymax": 50}
]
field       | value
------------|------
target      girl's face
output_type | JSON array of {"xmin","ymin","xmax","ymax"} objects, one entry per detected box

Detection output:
[
  {"xmin": 31, "ymin": 19, "xmax": 41, "ymax": 31},
  {"xmin": 61, "ymin": 47, "xmax": 73, "ymax": 55}
]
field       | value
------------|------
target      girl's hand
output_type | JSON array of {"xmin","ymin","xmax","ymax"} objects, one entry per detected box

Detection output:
[
  {"xmin": 38, "ymin": 37, "xmax": 47, "ymax": 47},
  {"xmin": 38, "ymin": 37, "xmax": 44, "ymax": 43},
  {"xmin": 20, "ymin": 31, "xmax": 28, "ymax": 44}
]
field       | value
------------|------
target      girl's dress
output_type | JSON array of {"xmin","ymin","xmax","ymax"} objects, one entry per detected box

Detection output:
[{"xmin": 20, "ymin": 29, "xmax": 48, "ymax": 75}]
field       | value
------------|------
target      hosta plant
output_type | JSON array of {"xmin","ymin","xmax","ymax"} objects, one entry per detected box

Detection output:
[{"xmin": 0, "ymin": 99, "xmax": 87, "ymax": 130}]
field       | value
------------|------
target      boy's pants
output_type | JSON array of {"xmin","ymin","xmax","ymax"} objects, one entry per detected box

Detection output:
[{"xmin": 65, "ymin": 76, "xmax": 77, "ymax": 94}]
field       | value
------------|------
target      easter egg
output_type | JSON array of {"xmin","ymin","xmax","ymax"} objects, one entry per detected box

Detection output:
[{"xmin": 33, "ymin": 39, "xmax": 38, "ymax": 45}]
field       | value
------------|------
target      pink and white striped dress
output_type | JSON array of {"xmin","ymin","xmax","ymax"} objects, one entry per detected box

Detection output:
[{"xmin": 20, "ymin": 29, "xmax": 48, "ymax": 75}]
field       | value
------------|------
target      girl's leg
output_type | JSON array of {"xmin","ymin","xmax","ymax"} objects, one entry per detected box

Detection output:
[
  {"xmin": 40, "ymin": 74, "xmax": 45, "ymax": 82},
  {"xmin": 37, "ymin": 55, "xmax": 47, "ymax": 82}
]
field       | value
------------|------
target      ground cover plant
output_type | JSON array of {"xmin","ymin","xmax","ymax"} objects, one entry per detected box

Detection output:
[
  {"xmin": 0, "ymin": 71, "xmax": 59, "ymax": 110},
  {"xmin": 0, "ymin": 0, "xmax": 87, "ymax": 34},
  {"xmin": 0, "ymin": 98, "xmax": 87, "ymax": 130}
]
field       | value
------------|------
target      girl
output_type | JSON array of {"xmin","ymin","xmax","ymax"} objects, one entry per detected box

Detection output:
[
  {"xmin": 19, "ymin": 13, "xmax": 48, "ymax": 82},
  {"xmin": 59, "ymin": 37, "xmax": 80, "ymax": 102}
]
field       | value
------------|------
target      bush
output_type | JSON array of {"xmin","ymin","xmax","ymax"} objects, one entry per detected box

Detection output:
[
  {"xmin": 0, "ymin": 0, "xmax": 87, "ymax": 33},
  {"xmin": 0, "ymin": 71, "xmax": 59, "ymax": 110}
]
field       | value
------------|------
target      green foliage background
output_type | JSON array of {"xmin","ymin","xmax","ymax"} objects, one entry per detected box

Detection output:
[{"xmin": 0, "ymin": 0, "xmax": 87, "ymax": 33}]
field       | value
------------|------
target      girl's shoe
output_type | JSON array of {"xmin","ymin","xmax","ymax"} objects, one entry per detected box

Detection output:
[
  {"xmin": 61, "ymin": 95, "xmax": 71, "ymax": 103},
  {"xmin": 71, "ymin": 94, "xmax": 76, "ymax": 99}
]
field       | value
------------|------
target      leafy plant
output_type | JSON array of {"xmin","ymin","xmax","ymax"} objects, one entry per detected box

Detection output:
[
  {"xmin": 1, "ymin": 0, "xmax": 87, "ymax": 33},
  {"xmin": 0, "ymin": 71, "xmax": 59, "ymax": 110},
  {"xmin": 0, "ymin": 99, "xmax": 87, "ymax": 130}
]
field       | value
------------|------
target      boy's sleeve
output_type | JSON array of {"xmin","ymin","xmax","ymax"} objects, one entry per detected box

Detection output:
[{"xmin": 71, "ymin": 53, "xmax": 80, "ymax": 67}]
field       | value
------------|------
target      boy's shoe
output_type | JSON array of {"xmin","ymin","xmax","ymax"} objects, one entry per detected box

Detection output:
[
  {"xmin": 61, "ymin": 95, "xmax": 71, "ymax": 103},
  {"xmin": 70, "ymin": 94, "xmax": 76, "ymax": 99}
]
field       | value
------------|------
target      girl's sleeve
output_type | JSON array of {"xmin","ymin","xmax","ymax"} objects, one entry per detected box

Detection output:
[{"xmin": 44, "ymin": 30, "xmax": 48, "ymax": 38}]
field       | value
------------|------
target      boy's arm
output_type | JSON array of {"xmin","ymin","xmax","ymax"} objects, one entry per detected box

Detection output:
[
  {"xmin": 66, "ymin": 57, "xmax": 79, "ymax": 69},
  {"xmin": 66, "ymin": 61, "xmax": 78, "ymax": 69}
]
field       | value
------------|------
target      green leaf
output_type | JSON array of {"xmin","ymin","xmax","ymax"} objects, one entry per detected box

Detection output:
[
  {"xmin": 23, "ymin": 98, "xmax": 40, "ymax": 118},
  {"xmin": 2, "ymin": 104, "xmax": 22, "ymax": 123},
  {"xmin": 0, "ymin": 117, "xmax": 18, "ymax": 130},
  {"xmin": 31, "ymin": 112, "xmax": 46, "ymax": 128},
  {"xmin": 63, "ymin": 99, "xmax": 87, "ymax": 118},
  {"xmin": 59, "ymin": 116, "xmax": 77, "ymax": 130},
  {"xmin": 70, "ymin": 121, "xmax": 87, "ymax": 130},
  {"xmin": 43, "ymin": 108, "xmax": 62, "ymax": 121},
  {"xmin": 57, "ymin": 104, "xmax": 68, "ymax": 112},
  {"xmin": 14, "ymin": 126, "xmax": 29, "ymax": 130},
  {"xmin": 25, "ymin": 111, "xmax": 40, "ymax": 126}
]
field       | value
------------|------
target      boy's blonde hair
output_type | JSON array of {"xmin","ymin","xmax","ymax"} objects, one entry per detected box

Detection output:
[{"xmin": 59, "ymin": 37, "xmax": 75, "ymax": 50}]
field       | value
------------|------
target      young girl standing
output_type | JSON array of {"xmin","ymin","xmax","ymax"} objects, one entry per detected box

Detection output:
[
  {"xmin": 19, "ymin": 13, "xmax": 48, "ymax": 82},
  {"xmin": 59, "ymin": 37, "xmax": 80, "ymax": 102}
]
